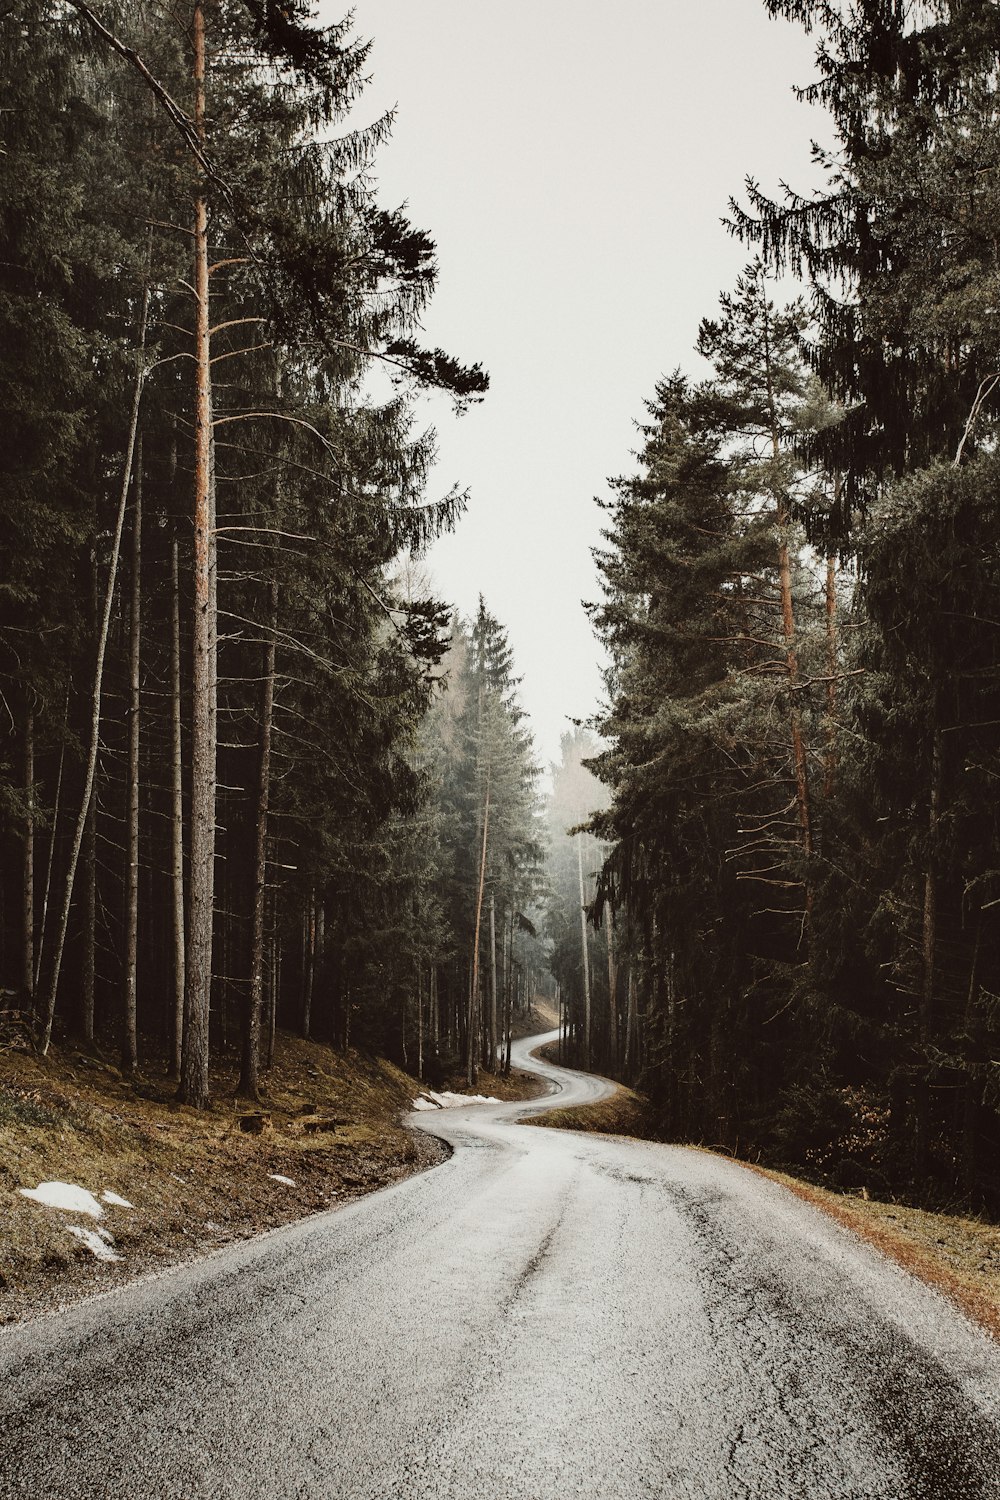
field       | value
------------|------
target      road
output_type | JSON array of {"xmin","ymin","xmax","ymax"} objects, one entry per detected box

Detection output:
[{"xmin": 2, "ymin": 1032, "xmax": 1000, "ymax": 1499}]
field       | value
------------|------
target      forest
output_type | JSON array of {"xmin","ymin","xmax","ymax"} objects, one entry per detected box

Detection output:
[
  {"xmin": 571, "ymin": 0, "xmax": 1000, "ymax": 1214},
  {"xmin": 4, "ymin": 0, "xmax": 1000, "ymax": 1222},
  {"xmin": 0, "ymin": 0, "xmax": 546, "ymax": 1111}
]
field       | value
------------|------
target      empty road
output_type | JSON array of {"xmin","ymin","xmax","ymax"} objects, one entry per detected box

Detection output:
[{"xmin": 2, "ymin": 1031, "xmax": 1000, "ymax": 1498}]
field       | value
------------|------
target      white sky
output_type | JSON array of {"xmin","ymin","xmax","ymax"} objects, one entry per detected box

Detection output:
[{"xmin": 344, "ymin": 1, "xmax": 828, "ymax": 768}]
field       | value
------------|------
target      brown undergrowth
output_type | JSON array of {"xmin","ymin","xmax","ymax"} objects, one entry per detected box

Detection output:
[
  {"xmin": 743, "ymin": 1162, "xmax": 1000, "ymax": 1342},
  {"xmin": 0, "ymin": 1029, "xmax": 540, "ymax": 1324},
  {"xmin": 525, "ymin": 1047, "xmax": 1000, "ymax": 1343}
]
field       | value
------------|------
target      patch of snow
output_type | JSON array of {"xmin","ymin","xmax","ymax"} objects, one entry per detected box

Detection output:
[
  {"xmin": 100, "ymin": 1190, "xmax": 134, "ymax": 1209},
  {"xmin": 67, "ymin": 1225, "xmax": 121, "ymax": 1262},
  {"xmin": 268, "ymin": 1174, "xmax": 296, "ymax": 1187},
  {"xmin": 412, "ymin": 1090, "xmax": 501, "ymax": 1111},
  {"xmin": 18, "ymin": 1181, "xmax": 104, "ymax": 1217}
]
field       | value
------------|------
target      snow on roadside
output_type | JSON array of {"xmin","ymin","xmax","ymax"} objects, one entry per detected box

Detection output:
[
  {"xmin": 18, "ymin": 1182, "xmax": 105, "ymax": 1217},
  {"xmin": 66, "ymin": 1226, "xmax": 122, "ymax": 1263},
  {"xmin": 412, "ymin": 1090, "xmax": 500, "ymax": 1111}
]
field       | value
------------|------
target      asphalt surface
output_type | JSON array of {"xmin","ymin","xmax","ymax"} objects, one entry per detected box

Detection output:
[{"xmin": 3, "ymin": 1032, "xmax": 1000, "ymax": 1499}]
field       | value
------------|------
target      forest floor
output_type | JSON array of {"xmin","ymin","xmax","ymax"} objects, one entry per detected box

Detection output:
[
  {"xmin": 528, "ymin": 1059, "xmax": 1000, "ymax": 1344},
  {"xmin": 0, "ymin": 1015, "xmax": 550, "ymax": 1325}
]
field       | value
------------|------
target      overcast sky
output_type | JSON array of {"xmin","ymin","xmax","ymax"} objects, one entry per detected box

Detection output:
[{"xmin": 344, "ymin": 1, "xmax": 828, "ymax": 770}]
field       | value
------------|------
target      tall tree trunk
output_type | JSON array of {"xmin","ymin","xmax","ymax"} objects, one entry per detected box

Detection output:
[
  {"xmin": 22, "ymin": 709, "xmax": 34, "ymax": 1008},
  {"xmin": 606, "ymin": 904, "xmax": 618, "ymax": 1075},
  {"xmin": 624, "ymin": 969, "xmax": 638, "ymax": 1084},
  {"xmin": 180, "ymin": 0, "xmax": 216, "ymax": 1107},
  {"xmin": 823, "ymin": 550, "xmax": 839, "ymax": 801},
  {"xmin": 486, "ymin": 890, "xmax": 498, "ymax": 1072},
  {"xmin": 960, "ymin": 927, "xmax": 982, "ymax": 1202},
  {"xmin": 467, "ymin": 769, "xmax": 491, "ymax": 1087},
  {"xmin": 302, "ymin": 890, "xmax": 315, "ymax": 1039},
  {"xmin": 238, "ymin": 580, "xmax": 276, "ymax": 1100},
  {"xmin": 34, "ymin": 687, "xmax": 69, "ymax": 998},
  {"xmin": 778, "ymin": 511, "xmax": 812, "ymax": 867},
  {"xmin": 763, "ymin": 296, "xmax": 812, "ymax": 905},
  {"xmin": 81, "ymin": 553, "xmax": 98, "ymax": 1044},
  {"xmin": 169, "ymin": 536, "xmax": 185, "ymax": 1080},
  {"xmin": 122, "ymin": 436, "xmax": 142, "ymax": 1074},
  {"xmin": 38, "ymin": 283, "xmax": 151, "ymax": 1057},
  {"xmin": 915, "ymin": 719, "xmax": 943, "ymax": 1181},
  {"xmin": 577, "ymin": 831, "xmax": 592, "ymax": 1069}
]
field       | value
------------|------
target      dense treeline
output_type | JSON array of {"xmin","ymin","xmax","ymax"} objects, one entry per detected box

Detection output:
[
  {"xmin": 0, "ymin": 0, "xmax": 541, "ymax": 1101},
  {"xmin": 584, "ymin": 0, "xmax": 1000, "ymax": 1211}
]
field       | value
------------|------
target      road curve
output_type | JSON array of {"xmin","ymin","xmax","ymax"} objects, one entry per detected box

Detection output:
[{"xmin": 2, "ymin": 1032, "xmax": 1000, "ymax": 1499}]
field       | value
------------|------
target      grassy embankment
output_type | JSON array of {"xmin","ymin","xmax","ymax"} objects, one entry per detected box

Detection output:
[
  {"xmin": 527, "ymin": 1057, "xmax": 1000, "ymax": 1342},
  {"xmin": 0, "ymin": 1019, "xmax": 548, "ymax": 1324}
]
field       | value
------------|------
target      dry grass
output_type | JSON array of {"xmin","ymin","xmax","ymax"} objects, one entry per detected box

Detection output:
[
  {"xmin": 0, "ymin": 1032, "xmax": 451, "ymax": 1323},
  {"xmin": 521, "ymin": 1056, "xmax": 1000, "ymax": 1343},
  {"xmin": 743, "ymin": 1163, "xmax": 1000, "ymax": 1342},
  {"xmin": 526, "ymin": 1075, "xmax": 660, "ymax": 1140}
]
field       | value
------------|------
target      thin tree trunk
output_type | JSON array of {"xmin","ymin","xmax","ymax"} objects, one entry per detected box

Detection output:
[
  {"xmin": 34, "ymin": 687, "xmax": 69, "ymax": 997},
  {"xmin": 122, "ymin": 435, "xmax": 142, "ymax": 1074},
  {"xmin": 915, "ymin": 719, "xmax": 943, "ymax": 1180},
  {"xmin": 606, "ymin": 903, "xmax": 618, "ymax": 1075},
  {"xmin": 37, "ymin": 283, "xmax": 151, "ymax": 1057},
  {"xmin": 169, "ymin": 536, "xmax": 185, "ymax": 1081},
  {"xmin": 302, "ymin": 891, "xmax": 315, "ymax": 1039},
  {"xmin": 762, "ymin": 296, "xmax": 812, "ymax": 899},
  {"xmin": 22, "ymin": 710, "xmax": 34, "ymax": 1008},
  {"xmin": 961, "ymin": 927, "xmax": 982, "ymax": 1202},
  {"xmin": 81, "ymin": 552, "xmax": 98, "ymax": 1044},
  {"xmin": 265, "ymin": 916, "xmax": 278, "ymax": 1069},
  {"xmin": 577, "ymin": 831, "xmax": 592, "ymax": 1069},
  {"xmin": 823, "ymin": 550, "xmax": 839, "ymax": 800},
  {"xmin": 237, "ymin": 580, "xmax": 276, "ymax": 1100},
  {"xmin": 487, "ymin": 890, "xmax": 498, "ymax": 1072},
  {"xmin": 180, "ymin": 0, "xmax": 216, "ymax": 1107},
  {"xmin": 625, "ymin": 969, "xmax": 637, "ymax": 1083},
  {"xmin": 467, "ymin": 769, "xmax": 491, "ymax": 1087}
]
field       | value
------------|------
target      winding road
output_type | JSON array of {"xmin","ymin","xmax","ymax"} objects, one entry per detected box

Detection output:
[{"xmin": 3, "ymin": 1032, "xmax": 1000, "ymax": 1498}]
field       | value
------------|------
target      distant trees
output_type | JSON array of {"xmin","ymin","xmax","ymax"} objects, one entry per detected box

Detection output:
[
  {"xmin": 0, "ymin": 0, "xmax": 503, "ymax": 1100},
  {"xmin": 585, "ymin": 0, "xmax": 1000, "ymax": 1212}
]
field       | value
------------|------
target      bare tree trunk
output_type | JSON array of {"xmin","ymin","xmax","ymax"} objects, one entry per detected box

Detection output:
[
  {"xmin": 38, "ymin": 283, "xmax": 151, "ymax": 1056},
  {"xmin": 762, "ymin": 295, "xmax": 811, "ymax": 908},
  {"xmin": 81, "ymin": 793, "xmax": 96, "ymax": 1044},
  {"xmin": 961, "ymin": 928, "xmax": 982, "ymax": 1201},
  {"xmin": 238, "ymin": 580, "xmax": 276, "ymax": 1100},
  {"xmin": 824, "ymin": 550, "xmax": 839, "ymax": 800},
  {"xmin": 22, "ymin": 710, "xmax": 34, "ymax": 1008},
  {"xmin": 577, "ymin": 831, "xmax": 592, "ymax": 1069},
  {"xmin": 265, "ymin": 916, "xmax": 278, "ymax": 1069},
  {"xmin": 915, "ymin": 720, "xmax": 943, "ymax": 1181},
  {"xmin": 34, "ymin": 687, "xmax": 69, "ymax": 998},
  {"xmin": 169, "ymin": 536, "xmax": 185, "ymax": 1080},
  {"xmin": 302, "ymin": 891, "xmax": 315, "ymax": 1039},
  {"xmin": 122, "ymin": 436, "xmax": 142, "ymax": 1074},
  {"xmin": 81, "ymin": 554, "xmax": 98, "ymax": 1044},
  {"xmin": 606, "ymin": 903, "xmax": 618, "ymax": 1075},
  {"xmin": 315, "ymin": 900, "xmax": 325, "ymax": 1022},
  {"xmin": 624, "ymin": 969, "xmax": 637, "ymax": 1083},
  {"xmin": 467, "ymin": 770, "xmax": 491, "ymax": 1087},
  {"xmin": 486, "ymin": 890, "xmax": 498, "ymax": 1072},
  {"xmin": 180, "ymin": 0, "xmax": 216, "ymax": 1107}
]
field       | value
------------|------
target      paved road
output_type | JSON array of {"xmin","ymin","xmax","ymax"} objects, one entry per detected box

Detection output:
[{"xmin": 3, "ymin": 1032, "xmax": 1000, "ymax": 1499}]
